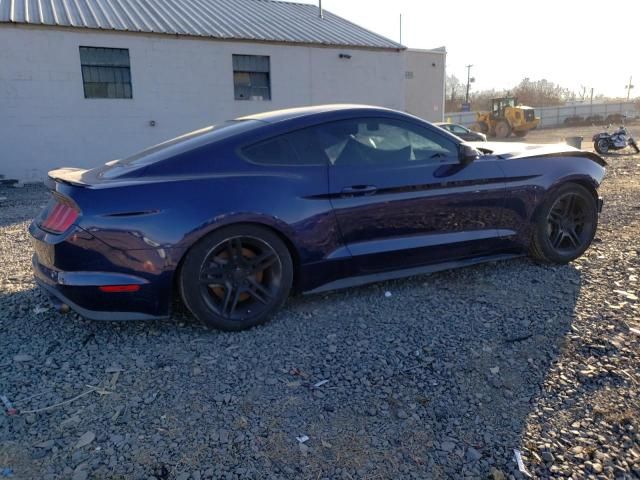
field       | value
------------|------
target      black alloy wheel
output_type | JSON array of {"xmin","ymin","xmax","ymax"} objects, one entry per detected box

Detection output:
[
  {"xmin": 180, "ymin": 225, "xmax": 293, "ymax": 330},
  {"xmin": 546, "ymin": 193, "xmax": 591, "ymax": 255},
  {"xmin": 199, "ymin": 236, "xmax": 281, "ymax": 320},
  {"xmin": 529, "ymin": 183, "xmax": 598, "ymax": 264}
]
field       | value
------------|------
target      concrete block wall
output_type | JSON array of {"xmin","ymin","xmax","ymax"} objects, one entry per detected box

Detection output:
[
  {"xmin": 404, "ymin": 48, "xmax": 446, "ymax": 123},
  {"xmin": 0, "ymin": 25, "xmax": 407, "ymax": 181}
]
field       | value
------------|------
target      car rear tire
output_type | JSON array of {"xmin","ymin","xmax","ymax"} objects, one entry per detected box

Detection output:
[
  {"xmin": 529, "ymin": 184, "xmax": 598, "ymax": 264},
  {"xmin": 495, "ymin": 121, "xmax": 511, "ymax": 139},
  {"xmin": 179, "ymin": 225, "xmax": 293, "ymax": 331}
]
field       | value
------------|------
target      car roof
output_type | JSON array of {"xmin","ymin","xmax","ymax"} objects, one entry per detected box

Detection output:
[{"xmin": 238, "ymin": 104, "xmax": 399, "ymax": 124}]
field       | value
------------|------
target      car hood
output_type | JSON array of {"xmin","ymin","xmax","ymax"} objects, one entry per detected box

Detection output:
[{"xmin": 466, "ymin": 141, "xmax": 607, "ymax": 166}]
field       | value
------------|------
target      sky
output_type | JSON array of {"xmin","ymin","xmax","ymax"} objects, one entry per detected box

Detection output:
[{"xmin": 298, "ymin": 0, "xmax": 639, "ymax": 98}]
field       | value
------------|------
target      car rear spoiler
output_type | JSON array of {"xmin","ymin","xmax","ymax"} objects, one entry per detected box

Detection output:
[{"xmin": 46, "ymin": 168, "xmax": 89, "ymax": 189}]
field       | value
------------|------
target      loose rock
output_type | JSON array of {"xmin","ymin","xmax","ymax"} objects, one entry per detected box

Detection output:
[{"xmin": 1, "ymin": 147, "xmax": 640, "ymax": 478}]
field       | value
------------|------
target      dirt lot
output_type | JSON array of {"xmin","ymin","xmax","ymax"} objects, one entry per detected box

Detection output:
[
  {"xmin": 1, "ymin": 126, "xmax": 639, "ymax": 480},
  {"xmin": 507, "ymin": 121, "xmax": 640, "ymax": 150}
]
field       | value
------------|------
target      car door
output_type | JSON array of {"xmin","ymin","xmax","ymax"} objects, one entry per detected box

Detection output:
[{"xmin": 320, "ymin": 117, "xmax": 507, "ymax": 273}]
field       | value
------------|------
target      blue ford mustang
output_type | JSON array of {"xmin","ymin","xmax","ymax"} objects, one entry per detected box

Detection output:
[{"xmin": 30, "ymin": 105, "xmax": 605, "ymax": 330}]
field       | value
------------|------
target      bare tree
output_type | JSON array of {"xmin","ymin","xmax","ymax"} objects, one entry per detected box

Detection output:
[
  {"xmin": 445, "ymin": 74, "xmax": 462, "ymax": 112},
  {"xmin": 579, "ymin": 85, "xmax": 588, "ymax": 101},
  {"xmin": 446, "ymin": 77, "xmax": 638, "ymax": 113},
  {"xmin": 512, "ymin": 78, "xmax": 567, "ymax": 107},
  {"xmin": 469, "ymin": 89, "xmax": 503, "ymax": 111}
]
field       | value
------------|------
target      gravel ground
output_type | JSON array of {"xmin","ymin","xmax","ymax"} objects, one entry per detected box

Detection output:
[
  {"xmin": 503, "ymin": 120, "xmax": 640, "ymax": 149},
  {"xmin": 1, "ymin": 140, "xmax": 639, "ymax": 479}
]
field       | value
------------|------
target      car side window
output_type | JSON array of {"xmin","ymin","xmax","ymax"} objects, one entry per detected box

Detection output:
[
  {"xmin": 451, "ymin": 125, "xmax": 468, "ymax": 134},
  {"xmin": 242, "ymin": 127, "xmax": 329, "ymax": 165},
  {"xmin": 316, "ymin": 118, "xmax": 458, "ymax": 166}
]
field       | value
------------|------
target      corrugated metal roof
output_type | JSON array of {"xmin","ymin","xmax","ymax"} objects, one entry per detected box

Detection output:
[{"xmin": 0, "ymin": 0, "xmax": 404, "ymax": 49}]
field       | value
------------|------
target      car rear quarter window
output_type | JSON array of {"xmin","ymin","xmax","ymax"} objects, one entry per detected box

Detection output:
[
  {"xmin": 242, "ymin": 128, "xmax": 329, "ymax": 166},
  {"xmin": 99, "ymin": 120, "xmax": 260, "ymax": 179},
  {"xmin": 243, "ymin": 137, "xmax": 297, "ymax": 165}
]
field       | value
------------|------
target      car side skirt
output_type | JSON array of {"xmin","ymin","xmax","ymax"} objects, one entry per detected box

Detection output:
[{"xmin": 305, "ymin": 253, "xmax": 524, "ymax": 295}]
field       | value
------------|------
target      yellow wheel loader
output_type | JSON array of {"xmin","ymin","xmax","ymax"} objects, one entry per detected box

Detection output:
[{"xmin": 471, "ymin": 97, "xmax": 540, "ymax": 139}]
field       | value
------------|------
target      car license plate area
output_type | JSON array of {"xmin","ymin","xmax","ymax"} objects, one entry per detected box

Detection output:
[{"xmin": 31, "ymin": 236, "xmax": 55, "ymax": 269}]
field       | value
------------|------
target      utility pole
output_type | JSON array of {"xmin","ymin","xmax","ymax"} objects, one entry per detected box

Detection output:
[
  {"xmin": 399, "ymin": 14, "xmax": 402, "ymax": 44},
  {"xmin": 465, "ymin": 64, "xmax": 474, "ymax": 104},
  {"xmin": 626, "ymin": 76, "xmax": 634, "ymax": 100},
  {"xmin": 590, "ymin": 87, "xmax": 594, "ymax": 116}
]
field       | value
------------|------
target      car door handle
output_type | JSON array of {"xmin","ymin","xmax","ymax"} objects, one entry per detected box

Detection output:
[{"xmin": 341, "ymin": 185, "xmax": 378, "ymax": 196}]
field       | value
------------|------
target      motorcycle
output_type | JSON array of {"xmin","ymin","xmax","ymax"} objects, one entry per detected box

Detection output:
[{"xmin": 592, "ymin": 125, "xmax": 640, "ymax": 154}]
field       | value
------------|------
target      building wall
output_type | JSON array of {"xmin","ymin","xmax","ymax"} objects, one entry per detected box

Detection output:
[
  {"xmin": 0, "ymin": 25, "xmax": 406, "ymax": 181},
  {"xmin": 404, "ymin": 48, "xmax": 446, "ymax": 123}
]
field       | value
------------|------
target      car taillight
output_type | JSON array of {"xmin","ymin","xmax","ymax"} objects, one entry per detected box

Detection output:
[{"xmin": 39, "ymin": 195, "xmax": 80, "ymax": 234}]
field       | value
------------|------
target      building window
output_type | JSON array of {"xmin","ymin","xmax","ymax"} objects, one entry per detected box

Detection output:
[
  {"xmin": 233, "ymin": 55, "xmax": 271, "ymax": 101},
  {"xmin": 79, "ymin": 47, "xmax": 132, "ymax": 99}
]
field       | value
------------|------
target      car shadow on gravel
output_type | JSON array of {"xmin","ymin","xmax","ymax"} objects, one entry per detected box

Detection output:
[{"xmin": 1, "ymin": 257, "xmax": 585, "ymax": 479}]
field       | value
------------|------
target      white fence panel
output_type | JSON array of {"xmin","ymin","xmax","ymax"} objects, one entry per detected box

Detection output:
[{"xmin": 444, "ymin": 102, "xmax": 639, "ymax": 128}]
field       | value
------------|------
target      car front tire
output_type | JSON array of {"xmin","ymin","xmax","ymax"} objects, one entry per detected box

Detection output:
[
  {"xmin": 179, "ymin": 225, "xmax": 293, "ymax": 331},
  {"xmin": 529, "ymin": 183, "xmax": 598, "ymax": 264}
]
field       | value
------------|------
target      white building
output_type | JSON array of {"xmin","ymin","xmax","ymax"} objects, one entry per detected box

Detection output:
[
  {"xmin": 0, "ymin": 0, "xmax": 445, "ymax": 181},
  {"xmin": 405, "ymin": 48, "xmax": 447, "ymax": 123}
]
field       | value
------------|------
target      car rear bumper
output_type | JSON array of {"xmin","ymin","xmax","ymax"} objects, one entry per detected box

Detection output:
[
  {"xmin": 35, "ymin": 277, "xmax": 166, "ymax": 321},
  {"xmin": 29, "ymin": 216, "xmax": 173, "ymax": 321},
  {"xmin": 33, "ymin": 255, "xmax": 167, "ymax": 321}
]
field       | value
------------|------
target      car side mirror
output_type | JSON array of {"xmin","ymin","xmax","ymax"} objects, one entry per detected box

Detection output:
[{"xmin": 459, "ymin": 144, "xmax": 479, "ymax": 165}]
